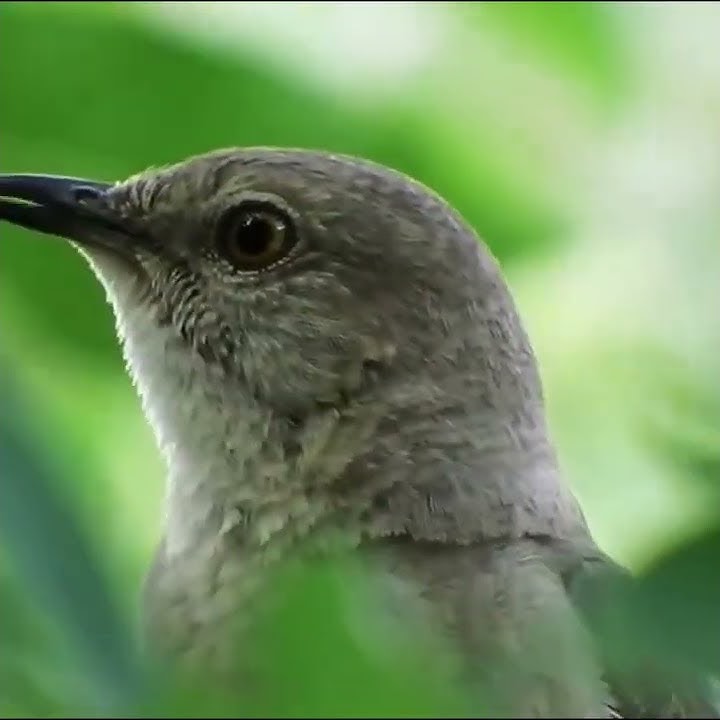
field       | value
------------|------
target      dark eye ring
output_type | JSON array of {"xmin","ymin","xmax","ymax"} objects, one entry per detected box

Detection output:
[{"xmin": 216, "ymin": 200, "xmax": 298, "ymax": 271}]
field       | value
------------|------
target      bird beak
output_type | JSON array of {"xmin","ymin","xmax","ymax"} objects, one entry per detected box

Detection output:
[{"xmin": 0, "ymin": 173, "xmax": 127, "ymax": 250}]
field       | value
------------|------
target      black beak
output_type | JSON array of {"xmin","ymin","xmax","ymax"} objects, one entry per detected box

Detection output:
[{"xmin": 0, "ymin": 173, "xmax": 124, "ymax": 247}]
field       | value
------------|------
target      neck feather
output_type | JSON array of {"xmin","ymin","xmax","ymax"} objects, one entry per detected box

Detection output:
[{"xmin": 120, "ymin": 324, "xmax": 588, "ymax": 559}]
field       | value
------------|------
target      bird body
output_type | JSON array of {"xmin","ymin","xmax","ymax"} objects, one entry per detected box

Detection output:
[{"xmin": 0, "ymin": 149, "xmax": 716, "ymax": 717}]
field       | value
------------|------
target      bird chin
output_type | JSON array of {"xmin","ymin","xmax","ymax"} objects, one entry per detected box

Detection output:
[
  {"xmin": 72, "ymin": 240, "xmax": 143, "ymax": 280},
  {"xmin": 73, "ymin": 241, "xmax": 151, "ymax": 321}
]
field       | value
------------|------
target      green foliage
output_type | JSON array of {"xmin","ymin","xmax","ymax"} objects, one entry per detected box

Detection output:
[{"xmin": 0, "ymin": 365, "xmax": 145, "ymax": 716}]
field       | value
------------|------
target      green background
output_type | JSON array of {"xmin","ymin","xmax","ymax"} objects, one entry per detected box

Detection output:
[{"xmin": 1, "ymin": 2, "xmax": 718, "ymax": 716}]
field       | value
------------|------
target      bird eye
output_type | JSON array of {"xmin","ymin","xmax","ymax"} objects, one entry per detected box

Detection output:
[{"xmin": 216, "ymin": 201, "xmax": 297, "ymax": 271}]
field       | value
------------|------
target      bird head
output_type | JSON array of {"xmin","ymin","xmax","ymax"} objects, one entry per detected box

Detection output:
[{"xmin": 0, "ymin": 149, "xmax": 582, "ymax": 548}]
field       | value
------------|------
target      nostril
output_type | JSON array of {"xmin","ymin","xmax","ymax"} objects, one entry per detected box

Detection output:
[{"xmin": 72, "ymin": 185, "xmax": 103, "ymax": 205}]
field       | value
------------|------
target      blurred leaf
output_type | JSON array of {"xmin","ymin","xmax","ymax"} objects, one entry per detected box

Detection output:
[
  {"xmin": 0, "ymin": 362, "xmax": 147, "ymax": 716},
  {"xmin": 635, "ymin": 526, "xmax": 720, "ymax": 674},
  {"xmin": 0, "ymin": 573, "xmax": 70, "ymax": 717},
  {"xmin": 237, "ymin": 555, "xmax": 472, "ymax": 718},
  {"xmin": 571, "ymin": 535, "xmax": 720, "ymax": 717}
]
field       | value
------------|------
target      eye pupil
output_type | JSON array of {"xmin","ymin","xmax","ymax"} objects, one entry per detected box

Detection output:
[
  {"xmin": 238, "ymin": 214, "xmax": 277, "ymax": 256},
  {"xmin": 217, "ymin": 201, "xmax": 297, "ymax": 270}
]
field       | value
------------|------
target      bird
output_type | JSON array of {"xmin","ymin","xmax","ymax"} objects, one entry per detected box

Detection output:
[{"xmin": 0, "ymin": 148, "xmax": 716, "ymax": 717}]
